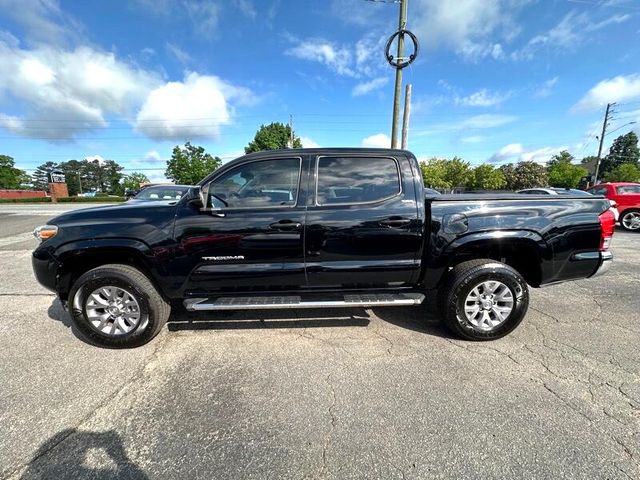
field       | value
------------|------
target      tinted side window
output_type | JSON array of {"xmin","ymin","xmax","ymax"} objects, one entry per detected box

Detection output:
[
  {"xmin": 316, "ymin": 156, "xmax": 401, "ymax": 205},
  {"xmin": 209, "ymin": 158, "xmax": 300, "ymax": 208},
  {"xmin": 590, "ymin": 187, "xmax": 608, "ymax": 196}
]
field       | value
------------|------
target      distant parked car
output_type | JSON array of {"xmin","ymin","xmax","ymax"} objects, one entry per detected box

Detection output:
[
  {"xmin": 128, "ymin": 185, "xmax": 191, "ymax": 203},
  {"xmin": 518, "ymin": 187, "xmax": 620, "ymax": 221},
  {"xmin": 517, "ymin": 187, "xmax": 592, "ymax": 196},
  {"xmin": 587, "ymin": 182, "xmax": 640, "ymax": 232}
]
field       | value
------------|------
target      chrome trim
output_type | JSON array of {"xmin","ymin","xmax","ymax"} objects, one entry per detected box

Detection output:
[
  {"xmin": 590, "ymin": 251, "xmax": 613, "ymax": 278},
  {"xmin": 184, "ymin": 293, "xmax": 425, "ymax": 311},
  {"xmin": 313, "ymin": 155, "xmax": 403, "ymax": 207},
  {"xmin": 573, "ymin": 252, "xmax": 600, "ymax": 261}
]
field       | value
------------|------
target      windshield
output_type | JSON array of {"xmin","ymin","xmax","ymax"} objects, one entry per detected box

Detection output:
[{"xmin": 134, "ymin": 186, "xmax": 188, "ymax": 201}]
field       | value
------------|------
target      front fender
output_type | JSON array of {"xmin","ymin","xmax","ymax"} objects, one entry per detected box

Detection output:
[{"xmin": 53, "ymin": 237, "xmax": 167, "ymax": 299}]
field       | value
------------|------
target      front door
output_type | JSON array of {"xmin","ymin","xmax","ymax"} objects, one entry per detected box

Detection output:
[
  {"xmin": 173, "ymin": 156, "xmax": 308, "ymax": 295},
  {"xmin": 304, "ymin": 154, "xmax": 422, "ymax": 289}
]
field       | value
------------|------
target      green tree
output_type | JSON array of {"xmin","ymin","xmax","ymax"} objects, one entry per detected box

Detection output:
[
  {"xmin": 101, "ymin": 159, "xmax": 125, "ymax": 195},
  {"xmin": 467, "ymin": 164, "xmax": 506, "ymax": 190},
  {"xmin": 604, "ymin": 163, "xmax": 640, "ymax": 182},
  {"xmin": 419, "ymin": 157, "xmax": 472, "ymax": 191},
  {"xmin": 122, "ymin": 172, "xmax": 150, "ymax": 191},
  {"xmin": 600, "ymin": 131, "xmax": 639, "ymax": 176},
  {"xmin": 501, "ymin": 161, "xmax": 548, "ymax": 190},
  {"xmin": 419, "ymin": 158, "xmax": 451, "ymax": 189},
  {"xmin": 165, "ymin": 142, "xmax": 222, "ymax": 185},
  {"xmin": 32, "ymin": 161, "xmax": 58, "ymax": 191},
  {"xmin": 245, "ymin": 122, "xmax": 302, "ymax": 153},
  {"xmin": 59, "ymin": 159, "xmax": 92, "ymax": 196},
  {"xmin": 443, "ymin": 157, "xmax": 472, "ymax": 190},
  {"xmin": 0, "ymin": 155, "xmax": 30, "ymax": 189},
  {"xmin": 547, "ymin": 151, "xmax": 587, "ymax": 188}
]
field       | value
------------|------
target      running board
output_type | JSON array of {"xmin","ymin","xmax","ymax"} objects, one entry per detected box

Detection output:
[{"xmin": 184, "ymin": 293, "xmax": 425, "ymax": 311}]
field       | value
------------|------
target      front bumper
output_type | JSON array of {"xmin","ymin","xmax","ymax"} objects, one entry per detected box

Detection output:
[
  {"xmin": 590, "ymin": 251, "xmax": 613, "ymax": 278},
  {"xmin": 32, "ymin": 249, "xmax": 58, "ymax": 293}
]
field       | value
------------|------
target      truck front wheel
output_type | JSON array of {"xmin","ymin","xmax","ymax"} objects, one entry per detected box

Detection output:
[
  {"xmin": 69, "ymin": 264, "xmax": 171, "ymax": 348},
  {"xmin": 437, "ymin": 259, "xmax": 529, "ymax": 340}
]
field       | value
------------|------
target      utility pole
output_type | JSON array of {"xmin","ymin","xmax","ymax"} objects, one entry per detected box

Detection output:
[
  {"xmin": 78, "ymin": 172, "xmax": 83, "ymax": 194},
  {"xmin": 391, "ymin": 0, "xmax": 407, "ymax": 149},
  {"xmin": 594, "ymin": 102, "xmax": 615, "ymax": 185},
  {"xmin": 401, "ymin": 84, "xmax": 412, "ymax": 149},
  {"xmin": 289, "ymin": 114, "xmax": 294, "ymax": 148}
]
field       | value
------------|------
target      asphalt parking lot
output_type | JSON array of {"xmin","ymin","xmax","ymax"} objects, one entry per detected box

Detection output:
[{"xmin": 0, "ymin": 204, "xmax": 638, "ymax": 479}]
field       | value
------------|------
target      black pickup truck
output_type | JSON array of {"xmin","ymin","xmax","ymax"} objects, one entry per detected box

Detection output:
[{"xmin": 32, "ymin": 148, "xmax": 615, "ymax": 348}]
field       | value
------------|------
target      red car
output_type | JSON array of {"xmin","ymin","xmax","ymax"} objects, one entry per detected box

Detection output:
[{"xmin": 587, "ymin": 182, "xmax": 640, "ymax": 231}]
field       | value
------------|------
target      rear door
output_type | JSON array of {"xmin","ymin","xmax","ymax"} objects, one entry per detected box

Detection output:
[{"xmin": 304, "ymin": 153, "xmax": 422, "ymax": 289}]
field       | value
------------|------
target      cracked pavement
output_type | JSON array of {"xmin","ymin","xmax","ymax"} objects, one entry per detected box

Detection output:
[{"xmin": 0, "ymin": 206, "xmax": 638, "ymax": 479}]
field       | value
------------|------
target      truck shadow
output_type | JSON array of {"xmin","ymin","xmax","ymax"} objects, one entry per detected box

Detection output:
[
  {"xmin": 168, "ymin": 302, "xmax": 455, "ymax": 339},
  {"xmin": 47, "ymin": 299, "xmax": 453, "ymax": 341},
  {"xmin": 19, "ymin": 428, "xmax": 147, "ymax": 479}
]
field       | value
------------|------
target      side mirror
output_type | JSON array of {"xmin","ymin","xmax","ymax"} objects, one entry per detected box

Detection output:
[{"xmin": 199, "ymin": 184, "xmax": 209, "ymax": 209}]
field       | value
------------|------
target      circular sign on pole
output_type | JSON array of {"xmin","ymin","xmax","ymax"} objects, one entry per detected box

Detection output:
[{"xmin": 385, "ymin": 29, "xmax": 419, "ymax": 69}]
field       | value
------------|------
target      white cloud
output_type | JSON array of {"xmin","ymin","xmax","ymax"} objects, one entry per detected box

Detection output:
[
  {"xmin": 300, "ymin": 136, "xmax": 320, "ymax": 148},
  {"xmin": 513, "ymin": 12, "xmax": 630, "ymax": 60},
  {"xmin": 0, "ymin": 40, "xmax": 160, "ymax": 140},
  {"xmin": 285, "ymin": 34, "xmax": 384, "ymax": 79},
  {"xmin": 534, "ymin": 77, "xmax": 559, "ymax": 98},
  {"xmin": 572, "ymin": 74, "xmax": 640, "ymax": 112},
  {"xmin": 183, "ymin": 1, "xmax": 220, "ymax": 39},
  {"xmin": 135, "ymin": 72, "xmax": 255, "ymax": 141},
  {"xmin": 455, "ymin": 88, "xmax": 510, "ymax": 107},
  {"xmin": 461, "ymin": 114, "xmax": 517, "ymax": 129},
  {"xmin": 352, "ymin": 77, "xmax": 388, "ymax": 96},
  {"xmin": 0, "ymin": 0, "xmax": 83, "ymax": 45},
  {"xmin": 520, "ymin": 146, "xmax": 568, "ymax": 164},
  {"xmin": 330, "ymin": 0, "xmax": 386, "ymax": 27},
  {"xmin": 166, "ymin": 42, "xmax": 191, "ymax": 64},
  {"xmin": 362, "ymin": 133, "xmax": 391, "ymax": 148},
  {"xmin": 488, "ymin": 143, "xmax": 524, "ymax": 163},
  {"xmin": 144, "ymin": 150, "xmax": 162, "ymax": 163},
  {"xmin": 487, "ymin": 144, "xmax": 567, "ymax": 164},
  {"xmin": 412, "ymin": 0, "xmax": 523, "ymax": 61},
  {"xmin": 234, "ymin": 0, "xmax": 256, "ymax": 19}
]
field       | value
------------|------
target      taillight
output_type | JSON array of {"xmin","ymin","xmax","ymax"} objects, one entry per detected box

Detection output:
[{"xmin": 598, "ymin": 210, "xmax": 615, "ymax": 251}]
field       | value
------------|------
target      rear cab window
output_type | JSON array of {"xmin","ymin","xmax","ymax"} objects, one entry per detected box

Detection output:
[{"xmin": 315, "ymin": 156, "xmax": 401, "ymax": 205}]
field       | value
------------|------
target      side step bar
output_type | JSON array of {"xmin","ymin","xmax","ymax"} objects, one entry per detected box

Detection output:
[{"xmin": 184, "ymin": 293, "xmax": 425, "ymax": 311}]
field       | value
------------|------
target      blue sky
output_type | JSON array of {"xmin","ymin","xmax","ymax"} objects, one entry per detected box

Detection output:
[{"xmin": 1, "ymin": 0, "xmax": 640, "ymax": 182}]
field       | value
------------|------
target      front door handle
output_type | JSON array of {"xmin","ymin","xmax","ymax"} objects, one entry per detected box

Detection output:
[
  {"xmin": 269, "ymin": 220, "xmax": 302, "ymax": 231},
  {"xmin": 379, "ymin": 216, "xmax": 411, "ymax": 228}
]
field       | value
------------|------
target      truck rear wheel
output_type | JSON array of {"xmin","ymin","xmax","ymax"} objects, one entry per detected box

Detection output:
[
  {"xmin": 69, "ymin": 264, "xmax": 170, "ymax": 348},
  {"xmin": 437, "ymin": 259, "xmax": 529, "ymax": 340}
]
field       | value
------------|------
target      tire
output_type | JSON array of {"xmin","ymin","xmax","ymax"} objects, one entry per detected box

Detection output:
[
  {"xmin": 620, "ymin": 209, "xmax": 640, "ymax": 232},
  {"xmin": 69, "ymin": 264, "xmax": 170, "ymax": 348},
  {"xmin": 437, "ymin": 259, "xmax": 529, "ymax": 341}
]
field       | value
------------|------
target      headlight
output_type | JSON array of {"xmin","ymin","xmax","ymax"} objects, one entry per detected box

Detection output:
[{"xmin": 33, "ymin": 225, "xmax": 58, "ymax": 242}]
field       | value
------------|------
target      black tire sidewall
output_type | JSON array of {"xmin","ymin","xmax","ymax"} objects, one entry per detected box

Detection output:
[
  {"xmin": 446, "ymin": 266, "xmax": 529, "ymax": 340},
  {"xmin": 70, "ymin": 269, "xmax": 159, "ymax": 348}
]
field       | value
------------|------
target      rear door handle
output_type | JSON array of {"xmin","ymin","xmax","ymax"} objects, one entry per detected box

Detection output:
[
  {"xmin": 379, "ymin": 217, "xmax": 411, "ymax": 227},
  {"xmin": 269, "ymin": 220, "xmax": 302, "ymax": 231}
]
